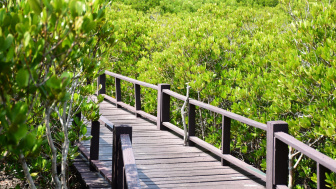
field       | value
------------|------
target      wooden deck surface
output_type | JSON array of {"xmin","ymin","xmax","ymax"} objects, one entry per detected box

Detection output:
[
  {"xmin": 79, "ymin": 100, "xmax": 266, "ymax": 188},
  {"xmin": 73, "ymin": 154, "xmax": 112, "ymax": 189}
]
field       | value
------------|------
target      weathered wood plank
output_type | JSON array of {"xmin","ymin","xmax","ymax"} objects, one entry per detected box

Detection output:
[
  {"xmin": 120, "ymin": 134, "xmax": 141, "ymax": 188},
  {"xmin": 72, "ymin": 154, "xmax": 112, "ymax": 189},
  {"xmin": 77, "ymin": 98, "xmax": 266, "ymax": 189}
]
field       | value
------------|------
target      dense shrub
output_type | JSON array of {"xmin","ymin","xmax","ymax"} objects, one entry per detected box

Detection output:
[
  {"xmin": 0, "ymin": 0, "xmax": 114, "ymax": 188},
  {"xmin": 106, "ymin": 0, "xmax": 336, "ymax": 187}
]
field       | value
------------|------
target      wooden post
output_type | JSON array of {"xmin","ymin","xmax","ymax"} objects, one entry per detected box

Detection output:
[
  {"xmin": 317, "ymin": 163, "xmax": 331, "ymax": 189},
  {"xmin": 266, "ymin": 121, "xmax": 288, "ymax": 189},
  {"xmin": 134, "ymin": 84, "xmax": 141, "ymax": 117},
  {"xmin": 188, "ymin": 104, "xmax": 196, "ymax": 146},
  {"xmin": 115, "ymin": 78, "xmax": 121, "ymax": 108},
  {"xmin": 90, "ymin": 120, "xmax": 100, "ymax": 171},
  {"xmin": 113, "ymin": 125, "xmax": 132, "ymax": 189},
  {"xmin": 98, "ymin": 73, "xmax": 106, "ymax": 95},
  {"xmin": 157, "ymin": 84, "xmax": 170, "ymax": 130},
  {"xmin": 221, "ymin": 116, "xmax": 231, "ymax": 166}
]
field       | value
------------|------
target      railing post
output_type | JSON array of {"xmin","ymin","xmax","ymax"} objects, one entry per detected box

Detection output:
[
  {"xmin": 188, "ymin": 104, "xmax": 195, "ymax": 146},
  {"xmin": 157, "ymin": 84, "xmax": 170, "ymax": 130},
  {"xmin": 90, "ymin": 120, "xmax": 100, "ymax": 171},
  {"xmin": 98, "ymin": 73, "xmax": 106, "ymax": 95},
  {"xmin": 266, "ymin": 121, "xmax": 288, "ymax": 189},
  {"xmin": 221, "ymin": 115, "xmax": 231, "ymax": 166},
  {"xmin": 317, "ymin": 163, "xmax": 331, "ymax": 189},
  {"xmin": 113, "ymin": 125, "xmax": 132, "ymax": 189},
  {"xmin": 134, "ymin": 84, "xmax": 141, "ymax": 117},
  {"xmin": 115, "ymin": 78, "xmax": 121, "ymax": 108}
]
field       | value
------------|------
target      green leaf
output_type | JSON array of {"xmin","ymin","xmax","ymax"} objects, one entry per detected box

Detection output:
[
  {"xmin": 6, "ymin": 46, "xmax": 15, "ymax": 61},
  {"xmin": 16, "ymin": 69, "xmax": 29, "ymax": 88},
  {"xmin": 326, "ymin": 127, "xmax": 334, "ymax": 136},
  {"xmin": 54, "ymin": 0, "xmax": 63, "ymax": 12},
  {"xmin": 97, "ymin": 94, "xmax": 104, "ymax": 103},
  {"xmin": 46, "ymin": 75, "xmax": 61, "ymax": 89},
  {"xmin": 12, "ymin": 124, "xmax": 28, "ymax": 142},
  {"xmin": 81, "ymin": 126, "xmax": 87, "ymax": 135},
  {"xmin": 82, "ymin": 17, "xmax": 96, "ymax": 33},
  {"xmin": 4, "ymin": 34, "xmax": 13, "ymax": 51},
  {"xmin": 23, "ymin": 132, "xmax": 36, "ymax": 150},
  {"xmin": 28, "ymin": 0, "xmax": 42, "ymax": 14},
  {"xmin": 30, "ymin": 172, "xmax": 38, "ymax": 177},
  {"xmin": 24, "ymin": 32, "xmax": 31, "ymax": 47}
]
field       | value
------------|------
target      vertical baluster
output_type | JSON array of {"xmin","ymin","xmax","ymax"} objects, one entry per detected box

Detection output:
[
  {"xmin": 188, "ymin": 104, "xmax": 196, "ymax": 146},
  {"xmin": 157, "ymin": 84, "xmax": 170, "ymax": 130},
  {"xmin": 221, "ymin": 115, "xmax": 231, "ymax": 166},
  {"xmin": 113, "ymin": 125, "xmax": 132, "ymax": 189},
  {"xmin": 135, "ymin": 84, "xmax": 141, "ymax": 117},
  {"xmin": 266, "ymin": 121, "xmax": 288, "ymax": 189},
  {"xmin": 98, "ymin": 73, "xmax": 106, "ymax": 95},
  {"xmin": 317, "ymin": 163, "xmax": 330, "ymax": 189},
  {"xmin": 115, "ymin": 78, "xmax": 121, "ymax": 108},
  {"xmin": 90, "ymin": 120, "xmax": 100, "ymax": 171}
]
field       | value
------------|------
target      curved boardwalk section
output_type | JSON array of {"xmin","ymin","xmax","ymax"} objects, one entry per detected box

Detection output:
[{"xmin": 81, "ymin": 100, "xmax": 266, "ymax": 188}]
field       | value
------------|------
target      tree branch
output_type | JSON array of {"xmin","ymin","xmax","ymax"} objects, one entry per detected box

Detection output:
[
  {"xmin": 45, "ymin": 105, "xmax": 61, "ymax": 189},
  {"xmin": 19, "ymin": 153, "xmax": 37, "ymax": 189}
]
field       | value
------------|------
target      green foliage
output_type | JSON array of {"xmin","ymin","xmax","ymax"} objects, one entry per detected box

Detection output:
[
  {"xmin": 0, "ymin": 0, "xmax": 114, "ymax": 187},
  {"xmin": 107, "ymin": 0, "xmax": 336, "ymax": 187},
  {"xmin": 114, "ymin": 0, "xmax": 277, "ymax": 14}
]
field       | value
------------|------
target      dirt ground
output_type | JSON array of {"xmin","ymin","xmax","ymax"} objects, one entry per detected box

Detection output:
[{"xmin": 0, "ymin": 171, "xmax": 27, "ymax": 189}]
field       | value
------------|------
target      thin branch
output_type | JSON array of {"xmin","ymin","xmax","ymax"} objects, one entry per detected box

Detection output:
[
  {"xmin": 45, "ymin": 105, "xmax": 61, "ymax": 189},
  {"xmin": 293, "ymin": 153, "xmax": 304, "ymax": 169},
  {"xmin": 181, "ymin": 84, "xmax": 190, "ymax": 146},
  {"xmin": 19, "ymin": 153, "xmax": 37, "ymax": 189}
]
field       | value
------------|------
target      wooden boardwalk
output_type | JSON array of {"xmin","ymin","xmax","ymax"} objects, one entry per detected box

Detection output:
[{"xmin": 77, "ymin": 99, "xmax": 266, "ymax": 188}]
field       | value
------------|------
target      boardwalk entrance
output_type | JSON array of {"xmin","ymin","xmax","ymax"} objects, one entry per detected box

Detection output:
[{"xmin": 76, "ymin": 99, "xmax": 265, "ymax": 188}]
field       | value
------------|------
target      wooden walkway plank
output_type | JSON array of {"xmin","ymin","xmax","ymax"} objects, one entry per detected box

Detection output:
[
  {"xmin": 73, "ymin": 154, "xmax": 112, "ymax": 189},
  {"xmin": 78, "ymin": 99, "xmax": 266, "ymax": 188}
]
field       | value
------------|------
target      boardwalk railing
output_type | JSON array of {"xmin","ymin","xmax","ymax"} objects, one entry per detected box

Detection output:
[
  {"xmin": 113, "ymin": 125, "xmax": 141, "ymax": 189},
  {"xmin": 76, "ymin": 115, "xmax": 140, "ymax": 189},
  {"xmin": 97, "ymin": 71, "xmax": 336, "ymax": 189}
]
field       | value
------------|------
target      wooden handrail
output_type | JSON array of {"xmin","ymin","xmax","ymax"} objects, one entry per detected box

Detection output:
[
  {"xmin": 162, "ymin": 89, "xmax": 267, "ymax": 130},
  {"xmin": 113, "ymin": 125, "xmax": 140, "ymax": 189},
  {"xmin": 105, "ymin": 70, "xmax": 158, "ymax": 90},
  {"xmin": 120, "ymin": 134, "xmax": 141, "ymax": 189},
  {"xmin": 275, "ymin": 131, "xmax": 335, "ymax": 189},
  {"xmin": 99, "ymin": 115, "xmax": 114, "ymax": 131},
  {"xmin": 98, "ymin": 71, "xmax": 336, "ymax": 189},
  {"xmin": 275, "ymin": 132, "xmax": 336, "ymax": 173}
]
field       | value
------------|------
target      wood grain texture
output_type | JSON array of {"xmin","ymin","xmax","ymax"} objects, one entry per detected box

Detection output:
[
  {"xmin": 120, "ymin": 134, "xmax": 141, "ymax": 188},
  {"xmin": 77, "ymin": 98, "xmax": 266, "ymax": 188},
  {"xmin": 73, "ymin": 154, "xmax": 112, "ymax": 189}
]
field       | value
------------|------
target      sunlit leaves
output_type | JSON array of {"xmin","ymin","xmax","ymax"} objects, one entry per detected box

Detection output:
[
  {"xmin": 28, "ymin": 0, "xmax": 42, "ymax": 14},
  {"xmin": 108, "ymin": 0, "xmax": 336, "ymax": 187},
  {"xmin": 0, "ymin": 0, "xmax": 115, "ymax": 186}
]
